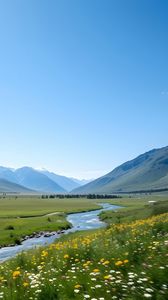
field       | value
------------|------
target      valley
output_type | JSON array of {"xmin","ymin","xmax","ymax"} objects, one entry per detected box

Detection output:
[{"xmin": 0, "ymin": 147, "xmax": 168, "ymax": 299}]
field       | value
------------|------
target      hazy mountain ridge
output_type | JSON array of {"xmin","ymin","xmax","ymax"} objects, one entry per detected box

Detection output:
[
  {"xmin": 72, "ymin": 178, "xmax": 93, "ymax": 185},
  {"xmin": 14, "ymin": 167, "xmax": 66, "ymax": 193},
  {"xmin": 0, "ymin": 166, "xmax": 91, "ymax": 193},
  {"xmin": 1, "ymin": 146, "xmax": 168, "ymax": 194},
  {"xmin": 0, "ymin": 167, "xmax": 66, "ymax": 193},
  {"xmin": 40, "ymin": 170, "xmax": 81, "ymax": 192},
  {"xmin": 0, "ymin": 167, "xmax": 18, "ymax": 184},
  {"xmin": 0, "ymin": 178, "xmax": 34, "ymax": 193},
  {"xmin": 72, "ymin": 146, "xmax": 168, "ymax": 194}
]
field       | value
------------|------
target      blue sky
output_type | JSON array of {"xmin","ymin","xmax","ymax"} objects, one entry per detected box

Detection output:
[{"xmin": 0, "ymin": 0, "xmax": 168, "ymax": 179}]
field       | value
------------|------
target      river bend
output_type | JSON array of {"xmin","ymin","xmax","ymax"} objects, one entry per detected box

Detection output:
[{"xmin": 0, "ymin": 203, "xmax": 120, "ymax": 262}]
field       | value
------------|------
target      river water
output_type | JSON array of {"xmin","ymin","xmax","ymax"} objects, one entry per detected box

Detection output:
[{"xmin": 0, "ymin": 203, "xmax": 120, "ymax": 262}]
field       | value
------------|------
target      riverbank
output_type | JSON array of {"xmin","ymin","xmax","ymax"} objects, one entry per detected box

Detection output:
[
  {"xmin": 99, "ymin": 196, "xmax": 168, "ymax": 224},
  {"xmin": 0, "ymin": 197, "xmax": 102, "ymax": 247},
  {"xmin": 0, "ymin": 227, "xmax": 71, "ymax": 248},
  {"xmin": 0, "ymin": 203, "xmax": 120, "ymax": 262}
]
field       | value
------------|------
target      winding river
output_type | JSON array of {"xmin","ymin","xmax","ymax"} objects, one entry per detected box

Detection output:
[{"xmin": 0, "ymin": 203, "xmax": 120, "ymax": 262}]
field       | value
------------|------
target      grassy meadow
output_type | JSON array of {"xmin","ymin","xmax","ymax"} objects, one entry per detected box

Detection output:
[
  {"xmin": 0, "ymin": 196, "xmax": 100, "ymax": 246},
  {"xmin": 100, "ymin": 195, "xmax": 168, "ymax": 224},
  {"xmin": 0, "ymin": 194, "xmax": 168, "ymax": 299},
  {"xmin": 0, "ymin": 194, "xmax": 161, "ymax": 246},
  {"xmin": 0, "ymin": 196, "xmax": 101, "ymax": 217}
]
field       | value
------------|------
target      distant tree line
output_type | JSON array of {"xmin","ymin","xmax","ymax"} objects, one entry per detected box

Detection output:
[
  {"xmin": 41, "ymin": 194, "xmax": 82, "ymax": 199},
  {"xmin": 86, "ymin": 194, "xmax": 121, "ymax": 199},
  {"xmin": 41, "ymin": 194, "xmax": 122, "ymax": 199},
  {"xmin": 117, "ymin": 188, "xmax": 168, "ymax": 194}
]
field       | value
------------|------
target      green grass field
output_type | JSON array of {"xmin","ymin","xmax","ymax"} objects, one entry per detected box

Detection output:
[
  {"xmin": 0, "ymin": 194, "xmax": 168, "ymax": 247},
  {"xmin": 100, "ymin": 195, "xmax": 168, "ymax": 224},
  {"xmin": 0, "ymin": 197, "xmax": 105, "ymax": 246},
  {"xmin": 0, "ymin": 196, "xmax": 101, "ymax": 217},
  {"xmin": 0, "ymin": 196, "xmax": 101, "ymax": 246}
]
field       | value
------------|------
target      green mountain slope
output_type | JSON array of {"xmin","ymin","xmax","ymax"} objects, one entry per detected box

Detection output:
[
  {"xmin": 0, "ymin": 178, "xmax": 34, "ymax": 193},
  {"xmin": 73, "ymin": 146, "xmax": 168, "ymax": 194}
]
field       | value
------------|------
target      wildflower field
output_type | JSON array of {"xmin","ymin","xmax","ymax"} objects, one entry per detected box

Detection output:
[{"xmin": 0, "ymin": 212, "xmax": 168, "ymax": 300}]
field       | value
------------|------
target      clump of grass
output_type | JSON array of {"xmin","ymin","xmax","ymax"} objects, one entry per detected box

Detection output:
[
  {"xmin": 5, "ymin": 225, "xmax": 15, "ymax": 230},
  {"xmin": 0, "ymin": 213, "xmax": 168, "ymax": 300}
]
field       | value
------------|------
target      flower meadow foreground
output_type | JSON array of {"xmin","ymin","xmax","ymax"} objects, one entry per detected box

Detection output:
[{"xmin": 0, "ymin": 213, "xmax": 168, "ymax": 300}]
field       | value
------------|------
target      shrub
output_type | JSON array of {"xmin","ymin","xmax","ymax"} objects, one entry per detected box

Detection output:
[{"xmin": 5, "ymin": 225, "xmax": 15, "ymax": 230}]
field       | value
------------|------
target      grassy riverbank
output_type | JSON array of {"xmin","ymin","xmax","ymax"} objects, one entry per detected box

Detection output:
[
  {"xmin": 100, "ymin": 195, "xmax": 168, "ymax": 225},
  {"xmin": 0, "ymin": 197, "xmax": 101, "ymax": 247},
  {"xmin": 0, "ymin": 210, "xmax": 168, "ymax": 299}
]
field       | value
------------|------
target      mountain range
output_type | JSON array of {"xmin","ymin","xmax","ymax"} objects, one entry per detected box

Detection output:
[
  {"xmin": 0, "ymin": 167, "xmax": 91, "ymax": 193},
  {"xmin": 0, "ymin": 146, "xmax": 168, "ymax": 194},
  {"xmin": 72, "ymin": 146, "xmax": 168, "ymax": 194}
]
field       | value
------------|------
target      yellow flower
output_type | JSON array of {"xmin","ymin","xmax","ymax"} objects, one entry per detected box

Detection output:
[
  {"xmin": 83, "ymin": 263, "xmax": 88, "ymax": 267},
  {"xmin": 41, "ymin": 250, "xmax": 48, "ymax": 257},
  {"xmin": 83, "ymin": 260, "xmax": 91, "ymax": 267},
  {"xmin": 74, "ymin": 284, "xmax": 81, "ymax": 289},
  {"xmin": 124, "ymin": 259, "xmax": 129, "ymax": 264},
  {"xmin": 23, "ymin": 282, "xmax": 29, "ymax": 287},
  {"xmin": 12, "ymin": 270, "xmax": 21, "ymax": 279},
  {"xmin": 104, "ymin": 275, "xmax": 111, "ymax": 280},
  {"xmin": 115, "ymin": 260, "xmax": 123, "ymax": 266},
  {"xmin": 64, "ymin": 254, "xmax": 69, "ymax": 259},
  {"xmin": 103, "ymin": 260, "xmax": 110, "ymax": 265},
  {"xmin": 93, "ymin": 269, "xmax": 99, "ymax": 273}
]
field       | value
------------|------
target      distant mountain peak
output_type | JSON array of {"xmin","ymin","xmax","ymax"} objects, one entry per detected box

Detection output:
[{"xmin": 0, "ymin": 166, "xmax": 93, "ymax": 193}]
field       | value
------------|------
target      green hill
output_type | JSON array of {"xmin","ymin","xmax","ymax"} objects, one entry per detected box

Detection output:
[{"xmin": 73, "ymin": 146, "xmax": 168, "ymax": 194}]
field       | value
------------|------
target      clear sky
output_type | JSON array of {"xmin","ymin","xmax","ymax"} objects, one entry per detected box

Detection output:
[{"xmin": 0, "ymin": 0, "xmax": 168, "ymax": 179}]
